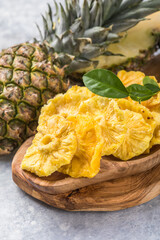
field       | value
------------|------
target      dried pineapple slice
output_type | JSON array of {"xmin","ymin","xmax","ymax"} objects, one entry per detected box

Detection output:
[
  {"xmin": 38, "ymin": 86, "xmax": 94, "ymax": 128},
  {"xmin": 145, "ymin": 110, "xmax": 160, "ymax": 152},
  {"xmin": 59, "ymin": 114, "xmax": 103, "ymax": 178},
  {"xmin": 150, "ymin": 125, "xmax": 160, "ymax": 147},
  {"xmin": 21, "ymin": 115, "xmax": 77, "ymax": 177},
  {"xmin": 117, "ymin": 70, "xmax": 157, "ymax": 87},
  {"xmin": 52, "ymin": 86, "xmax": 94, "ymax": 117},
  {"xmin": 116, "ymin": 99, "xmax": 156, "ymax": 130},
  {"xmin": 115, "ymin": 99, "xmax": 156, "ymax": 159},
  {"xmin": 117, "ymin": 70, "xmax": 145, "ymax": 87},
  {"xmin": 113, "ymin": 109, "xmax": 154, "ymax": 160},
  {"xmin": 79, "ymin": 95, "xmax": 111, "ymax": 115},
  {"xmin": 118, "ymin": 70, "xmax": 160, "ymax": 110},
  {"xmin": 142, "ymin": 92, "xmax": 160, "ymax": 110},
  {"xmin": 141, "ymin": 81, "xmax": 160, "ymax": 110},
  {"xmin": 79, "ymin": 96, "xmax": 126, "ymax": 156}
]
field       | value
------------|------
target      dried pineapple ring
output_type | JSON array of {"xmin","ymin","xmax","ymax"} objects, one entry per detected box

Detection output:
[
  {"xmin": 141, "ymin": 79, "xmax": 159, "ymax": 110},
  {"xmin": 38, "ymin": 86, "xmax": 94, "ymax": 128},
  {"xmin": 79, "ymin": 95, "xmax": 111, "ymax": 115},
  {"xmin": 116, "ymin": 99, "xmax": 156, "ymax": 130},
  {"xmin": 38, "ymin": 99, "xmax": 57, "ymax": 131},
  {"xmin": 52, "ymin": 86, "xmax": 95, "ymax": 117},
  {"xmin": 78, "ymin": 96, "xmax": 126, "ymax": 156},
  {"xmin": 113, "ymin": 109, "xmax": 154, "ymax": 160},
  {"xmin": 118, "ymin": 70, "xmax": 160, "ymax": 110},
  {"xmin": 117, "ymin": 70, "xmax": 145, "ymax": 87},
  {"xmin": 21, "ymin": 115, "xmax": 77, "ymax": 177},
  {"xmin": 117, "ymin": 70, "xmax": 157, "ymax": 87},
  {"xmin": 150, "ymin": 125, "xmax": 160, "ymax": 147},
  {"xmin": 142, "ymin": 92, "xmax": 160, "ymax": 109},
  {"xmin": 145, "ymin": 111, "xmax": 160, "ymax": 152},
  {"xmin": 59, "ymin": 114, "xmax": 103, "ymax": 178}
]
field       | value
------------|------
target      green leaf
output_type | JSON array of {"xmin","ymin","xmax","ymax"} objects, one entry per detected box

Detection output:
[
  {"xmin": 143, "ymin": 76, "xmax": 159, "ymax": 87},
  {"xmin": 144, "ymin": 84, "xmax": 160, "ymax": 93},
  {"xmin": 127, "ymin": 84, "xmax": 153, "ymax": 102},
  {"xmin": 129, "ymin": 94, "xmax": 152, "ymax": 103},
  {"xmin": 83, "ymin": 69, "xmax": 129, "ymax": 98},
  {"xmin": 143, "ymin": 76, "xmax": 160, "ymax": 93}
]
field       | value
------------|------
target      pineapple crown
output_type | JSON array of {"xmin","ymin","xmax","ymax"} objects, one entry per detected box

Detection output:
[{"xmin": 38, "ymin": 0, "xmax": 160, "ymax": 72}]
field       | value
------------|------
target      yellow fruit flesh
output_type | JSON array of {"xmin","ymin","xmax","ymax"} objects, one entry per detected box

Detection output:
[
  {"xmin": 114, "ymin": 110, "xmax": 154, "ymax": 160},
  {"xmin": 117, "ymin": 70, "xmax": 145, "ymax": 86},
  {"xmin": 117, "ymin": 70, "xmax": 160, "ymax": 111},
  {"xmin": 38, "ymin": 86, "xmax": 95, "ymax": 127},
  {"xmin": 77, "ymin": 12, "xmax": 160, "ymax": 73},
  {"xmin": 79, "ymin": 96, "xmax": 126, "ymax": 156},
  {"xmin": 116, "ymin": 99, "xmax": 156, "ymax": 130},
  {"xmin": 21, "ymin": 115, "xmax": 77, "ymax": 177},
  {"xmin": 117, "ymin": 70, "xmax": 160, "ymax": 154},
  {"xmin": 21, "ymin": 69, "xmax": 160, "ymax": 178},
  {"xmin": 59, "ymin": 115, "xmax": 103, "ymax": 178}
]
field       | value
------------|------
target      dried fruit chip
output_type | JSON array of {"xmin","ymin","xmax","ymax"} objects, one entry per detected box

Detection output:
[
  {"xmin": 21, "ymin": 115, "xmax": 77, "ymax": 177},
  {"xmin": 145, "ymin": 111, "xmax": 160, "ymax": 152},
  {"xmin": 142, "ymin": 92, "xmax": 160, "ymax": 110},
  {"xmin": 150, "ymin": 125, "xmax": 160, "ymax": 147},
  {"xmin": 117, "ymin": 70, "xmax": 160, "ymax": 110},
  {"xmin": 117, "ymin": 70, "xmax": 145, "ymax": 87},
  {"xmin": 118, "ymin": 70, "xmax": 157, "ymax": 86},
  {"xmin": 79, "ymin": 96, "xmax": 126, "ymax": 155},
  {"xmin": 53, "ymin": 86, "xmax": 94, "ymax": 117},
  {"xmin": 116, "ymin": 99, "xmax": 156, "ymax": 130},
  {"xmin": 38, "ymin": 86, "xmax": 94, "ymax": 128},
  {"xmin": 59, "ymin": 114, "xmax": 103, "ymax": 178},
  {"xmin": 113, "ymin": 109, "xmax": 154, "ymax": 160}
]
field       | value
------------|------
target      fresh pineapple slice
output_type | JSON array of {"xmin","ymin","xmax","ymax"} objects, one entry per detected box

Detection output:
[
  {"xmin": 79, "ymin": 12, "xmax": 160, "ymax": 73},
  {"xmin": 1, "ymin": 0, "xmax": 160, "ymax": 154}
]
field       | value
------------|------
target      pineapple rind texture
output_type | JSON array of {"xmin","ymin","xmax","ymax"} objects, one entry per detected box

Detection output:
[
  {"xmin": 1, "ymin": 0, "xmax": 160, "ymax": 154},
  {"xmin": 76, "ymin": 12, "xmax": 160, "ymax": 73},
  {"xmin": 40, "ymin": 2, "xmax": 160, "ymax": 72},
  {"xmin": 0, "ymin": 43, "xmax": 69, "ymax": 154}
]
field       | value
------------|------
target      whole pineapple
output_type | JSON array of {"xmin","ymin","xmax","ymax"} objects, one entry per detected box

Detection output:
[
  {"xmin": 0, "ymin": 43, "xmax": 69, "ymax": 154},
  {"xmin": 0, "ymin": 0, "xmax": 160, "ymax": 154}
]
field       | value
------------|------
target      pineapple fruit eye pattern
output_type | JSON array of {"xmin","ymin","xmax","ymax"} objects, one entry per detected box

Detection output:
[
  {"xmin": 0, "ymin": 43, "xmax": 69, "ymax": 154},
  {"xmin": 0, "ymin": 0, "xmax": 160, "ymax": 154},
  {"xmin": 21, "ymin": 70, "xmax": 160, "ymax": 178}
]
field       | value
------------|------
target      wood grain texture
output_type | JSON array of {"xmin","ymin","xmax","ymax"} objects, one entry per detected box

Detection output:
[
  {"xmin": 12, "ymin": 137, "xmax": 160, "ymax": 211},
  {"xmin": 12, "ymin": 154, "xmax": 160, "ymax": 211},
  {"xmin": 13, "ymin": 137, "xmax": 160, "ymax": 194},
  {"xmin": 143, "ymin": 54, "xmax": 160, "ymax": 81}
]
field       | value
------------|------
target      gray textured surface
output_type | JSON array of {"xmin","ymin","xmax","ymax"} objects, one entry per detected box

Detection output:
[{"xmin": 0, "ymin": 1, "xmax": 160, "ymax": 240}]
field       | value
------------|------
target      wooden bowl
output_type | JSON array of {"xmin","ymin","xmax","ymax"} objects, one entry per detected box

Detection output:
[{"xmin": 12, "ymin": 137, "xmax": 160, "ymax": 211}]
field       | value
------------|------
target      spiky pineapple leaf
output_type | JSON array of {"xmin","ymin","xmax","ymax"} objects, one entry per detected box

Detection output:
[{"xmin": 37, "ymin": 0, "xmax": 160, "ymax": 71}]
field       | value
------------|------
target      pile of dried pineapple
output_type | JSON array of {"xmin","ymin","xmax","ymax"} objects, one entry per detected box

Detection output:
[{"xmin": 21, "ymin": 71, "xmax": 160, "ymax": 178}]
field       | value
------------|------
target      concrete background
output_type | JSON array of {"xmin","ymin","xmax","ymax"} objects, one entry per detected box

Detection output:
[{"xmin": 0, "ymin": 1, "xmax": 160, "ymax": 240}]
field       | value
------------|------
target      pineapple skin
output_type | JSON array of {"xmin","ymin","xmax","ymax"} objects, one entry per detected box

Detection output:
[
  {"xmin": 0, "ymin": 43, "xmax": 69, "ymax": 154},
  {"xmin": 75, "ymin": 12, "xmax": 160, "ymax": 75}
]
